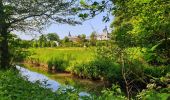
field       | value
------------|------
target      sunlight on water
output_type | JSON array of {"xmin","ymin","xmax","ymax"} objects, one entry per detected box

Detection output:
[{"xmin": 16, "ymin": 65, "xmax": 90, "ymax": 97}]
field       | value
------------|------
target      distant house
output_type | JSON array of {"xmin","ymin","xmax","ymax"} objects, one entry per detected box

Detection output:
[
  {"xmin": 53, "ymin": 41, "xmax": 59, "ymax": 46},
  {"xmin": 68, "ymin": 26, "xmax": 110, "ymax": 42},
  {"xmin": 96, "ymin": 26, "xmax": 110, "ymax": 40},
  {"xmin": 68, "ymin": 32, "xmax": 79, "ymax": 42}
]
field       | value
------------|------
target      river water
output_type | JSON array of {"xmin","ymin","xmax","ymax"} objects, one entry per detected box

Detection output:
[{"xmin": 16, "ymin": 65, "xmax": 108, "ymax": 96}]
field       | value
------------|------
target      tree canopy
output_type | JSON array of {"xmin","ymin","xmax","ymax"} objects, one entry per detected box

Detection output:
[
  {"xmin": 80, "ymin": 0, "xmax": 170, "ymax": 63},
  {"xmin": 47, "ymin": 33, "xmax": 60, "ymax": 41},
  {"xmin": 0, "ymin": 0, "xmax": 80, "ymax": 69}
]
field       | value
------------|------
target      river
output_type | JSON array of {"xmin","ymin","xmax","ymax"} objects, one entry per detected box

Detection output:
[{"xmin": 16, "ymin": 64, "xmax": 109, "ymax": 96}]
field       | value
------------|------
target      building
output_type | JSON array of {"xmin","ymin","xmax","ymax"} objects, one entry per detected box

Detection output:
[
  {"xmin": 96, "ymin": 26, "xmax": 110, "ymax": 40},
  {"xmin": 53, "ymin": 41, "xmax": 59, "ymax": 46},
  {"xmin": 68, "ymin": 32, "xmax": 79, "ymax": 42},
  {"xmin": 68, "ymin": 26, "xmax": 110, "ymax": 42}
]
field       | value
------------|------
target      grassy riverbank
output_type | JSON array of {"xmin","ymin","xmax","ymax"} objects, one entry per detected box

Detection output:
[
  {"xmin": 21, "ymin": 63, "xmax": 108, "ymax": 94},
  {"xmin": 1, "ymin": 69, "xmax": 169, "ymax": 100},
  {"xmin": 21, "ymin": 47, "xmax": 170, "ymax": 100},
  {"xmin": 0, "ymin": 69, "xmax": 126, "ymax": 100},
  {"xmin": 0, "ymin": 70, "xmax": 61, "ymax": 99}
]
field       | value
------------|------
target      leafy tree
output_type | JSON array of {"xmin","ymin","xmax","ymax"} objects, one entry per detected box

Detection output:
[
  {"xmin": 0, "ymin": 0, "xmax": 80, "ymax": 69},
  {"xmin": 77, "ymin": 35, "xmax": 82, "ymax": 44},
  {"xmin": 47, "ymin": 33, "xmax": 60, "ymax": 42},
  {"xmin": 80, "ymin": 0, "xmax": 170, "ymax": 63},
  {"xmin": 81, "ymin": 34, "xmax": 86, "ymax": 43},
  {"xmin": 38, "ymin": 35, "xmax": 47, "ymax": 48},
  {"xmin": 63, "ymin": 36, "xmax": 70, "ymax": 43},
  {"xmin": 90, "ymin": 32, "xmax": 97, "ymax": 46},
  {"xmin": 110, "ymin": 0, "xmax": 170, "ymax": 64},
  {"xmin": 33, "ymin": 41, "xmax": 38, "ymax": 48}
]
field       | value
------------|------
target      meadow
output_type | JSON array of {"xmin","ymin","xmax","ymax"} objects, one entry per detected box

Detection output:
[{"xmin": 26, "ymin": 47, "xmax": 95, "ymax": 72}]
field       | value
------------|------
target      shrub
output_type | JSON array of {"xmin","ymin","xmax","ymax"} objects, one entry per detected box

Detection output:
[
  {"xmin": 144, "ymin": 65, "xmax": 170, "ymax": 78},
  {"xmin": 73, "ymin": 57, "xmax": 121, "ymax": 82},
  {"xmin": 53, "ymin": 58, "xmax": 68, "ymax": 72},
  {"xmin": 97, "ymin": 85, "xmax": 127, "ymax": 100},
  {"xmin": 47, "ymin": 57, "xmax": 69, "ymax": 72},
  {"xmin": 32, "ymin": 42, "xmax": 38, "ymax": 48},
  {"xmin": 136, "ymin": 73, "xmax": 170, "ymax": 100}
]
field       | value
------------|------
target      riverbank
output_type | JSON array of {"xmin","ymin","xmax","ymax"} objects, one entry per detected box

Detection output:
[
  {"xmin": 19, "ymin": 47, "xmax": 170, "ymax": 99},
  {"xmin": 25, "ymin": 47, "xmax": 95, "ymax": 74},
  {"xmin": 0, "ymin": 67, "xmax": 123, "ymax": 100},
  {"xmin": 19, "ymin": 63, "xmax": 109, "ymax": 94},
  {"xmin": 0, "ymin": 67, "xmax": 127, "ymax": 100},
  {"xmin": 1, "ymin": 66, "xmax": 169, "ymax": 100},
  {"xmin": 0, "ymin": 69, "xmax": 63, "ymax": 99}
]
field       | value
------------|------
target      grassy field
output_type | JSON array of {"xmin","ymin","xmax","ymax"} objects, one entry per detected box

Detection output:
[{"xmin": 26, "ymin": 47, "xmax": 95, "ymax": 71}]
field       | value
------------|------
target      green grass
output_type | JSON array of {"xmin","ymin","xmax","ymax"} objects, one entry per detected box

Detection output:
[
  {"xmin": 0, "ymin": 69, "xmax": 125, "ymax": 100},
  {"xmin": 26, "ymin": 47, "xmax": 95, "ymax": 71},
  {"xmin": 0, "ymin": 70, "xmax": 61, "ymax": 99}
]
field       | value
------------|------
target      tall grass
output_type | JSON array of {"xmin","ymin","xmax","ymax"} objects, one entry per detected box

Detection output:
[{"xmin": 26, "ymin": 47, "xmax": 95, "ymax": 72}]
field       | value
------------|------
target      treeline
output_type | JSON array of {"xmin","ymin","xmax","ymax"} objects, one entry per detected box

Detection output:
[{"xmin": 13, "ymin": 32, "xmax": 111, "ymax": 48}]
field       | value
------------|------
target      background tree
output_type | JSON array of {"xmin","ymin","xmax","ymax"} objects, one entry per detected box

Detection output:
[
  {"xmin": 90, "ymin": 32, "xmax": 97, "ymax": 46},
  {"xmin": 0, "ymin": 0, "xmax": 80, "ymax": 69},
  {"xmin": 38, "ymin": 35, "xmax": 47, "ymax": 48},
  {"xmin": 47, "ymin": 33, "xmax": 60, "ymax": 42},
  {"xmin": 81, "ymin": 34, "xmax": 86, "ymax": 43},
  {"xmin": 77, "ymin": 35, "xmax": 82, "ymax": 44},
  {"xmin": 63, "ymin": 36, "xmax": 70, "ymax": 43}
]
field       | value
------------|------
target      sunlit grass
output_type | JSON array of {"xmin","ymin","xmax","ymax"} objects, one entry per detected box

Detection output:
[{"xmin": 27, "ymin": 47, "xmax": 95, "ymax": 71}]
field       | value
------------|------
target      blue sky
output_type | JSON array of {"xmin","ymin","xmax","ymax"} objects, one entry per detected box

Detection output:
[{"xmin": 17, "ymin": 13, "xmax": 113, "ymax": 40}]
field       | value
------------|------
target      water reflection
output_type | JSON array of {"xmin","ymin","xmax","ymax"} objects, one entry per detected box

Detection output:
[
  {"xmin": 16, "ymin": 65, "xmax": 61, "ymax": 91},
  {"xmin": 16, "ymin": 65, "xmax": 90, "ymax": 97}
]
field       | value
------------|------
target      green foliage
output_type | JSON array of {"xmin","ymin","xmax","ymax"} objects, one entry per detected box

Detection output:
[
  {"xmin": 137, "ymin": 72, "xmax": 170, "ymax": 100},
  {"xmin": 72, "ymin": 46, "xmax": 122, "ymax": 81},
  {"xmin": 47, "ymin": 57, "xmax": 69, "ymax": 72},
  {"xmin": 32, "ymin": 41, "xmax": 38, "ymax": 48},
  {"xmin": 63, "ymin": 36, "xmax": 70, "ymax": 43},
  {"xmin": 27, "ymin": 47, "xmax": 94, "ymax": 72},
  {"xmin": 110, "ymin": 0, "xmax": 170, "ymax": 64},
  {"xmin": 0, "ymin": 70, "xmax": 57, "ymax": 99},
  {"xmin": 73, "ymin": 57, "xmax": 121, "ymax": 81},
  {"xmin": 97, "ymin": 85, "xmax": 127, "ymax": 100},
  {"xmin": 50, "ymin": 41, "xmax": 57, "ymax": 47},
  {"xmin": 8, "ymin": 33, "xmax": 31, "ymax": 62},
  {"xmin": 0, "ymin": 69, "xmax": 131, "ymax": 100},
  {"xmin": 144, "ymin": 65, "xmax": 170, "ymax": 78},
  {"xmin": 90, "ymin": 32, "xmax": 97, "ymax": 46},
  {"xmin": 47, "ymin": 33, "xmax": 60, "ymax": 41},
  {"xmin": 143, "ymin": 47, "xmax": 170, "ymax": 65},
  {"xmin": 96, "ymin": 41, "xmax": 109, "ymax": 47}
]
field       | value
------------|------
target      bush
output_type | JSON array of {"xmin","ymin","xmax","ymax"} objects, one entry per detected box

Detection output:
[
  {"xmin": 136, "ymin": 73, "xmax": 170, "ymax": 100},
  {"xmin": 73, "ymin": 57, "xmax": 121, "ymax": 82},
  {"xmin": 50, "ymin": 41, "xmax": 57, "ymax": 47},
  {"xmin": 144, "ymin": 65, "xmax": 170, "ymax": 78},
  {"xmin": 97, "ymin": 85, "xmax": 127, "ymax": 100},
  {"xmin": 47, "ymin": 57, "xmax": 69, "ymax": 72},
  {"xmin": 32, "ymin": 42, "xmax": 38, "ymax": 48}
]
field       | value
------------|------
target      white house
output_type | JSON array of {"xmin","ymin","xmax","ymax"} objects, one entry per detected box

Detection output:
[
  {"xmin": 96, "ymin": 26, "xmax": 110, "ymax": 40},
  {"xmin": 68, "ymin": 26, "xmax": 110, "ymax": 42}
]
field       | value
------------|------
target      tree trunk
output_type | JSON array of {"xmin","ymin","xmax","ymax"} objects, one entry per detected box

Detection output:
[
  {"xmin": 0, "ymin": 0, "xmax": 10, "ymax": 69},
  {"xmin": 0, "ymin": 28, "xmax": 10, "ymax": 69}
]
